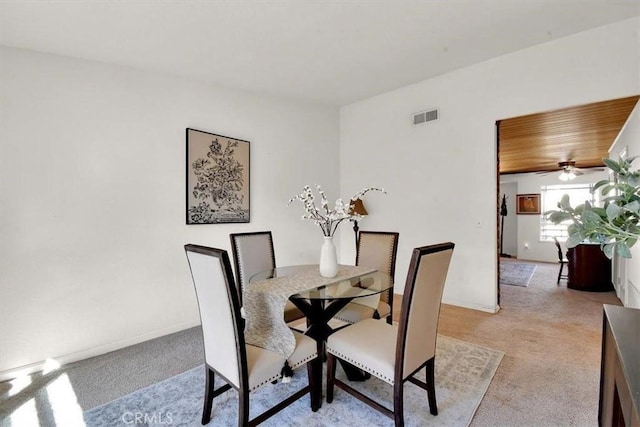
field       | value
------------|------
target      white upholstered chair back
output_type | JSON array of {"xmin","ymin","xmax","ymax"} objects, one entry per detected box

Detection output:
[
  {"xmin": 185, "ymin": 245, "xmax": 242, "ymax": 388},
  {"xmin": 399, "ymin": 243, "xmax": 454, "ymax": 379},
  {"xmin": 356, "ymin": 231, "xmax": 399, "ymax": 304},
  {"xmin": 230, "ymin": 232, "xmax": 275, "ymax": 300}
]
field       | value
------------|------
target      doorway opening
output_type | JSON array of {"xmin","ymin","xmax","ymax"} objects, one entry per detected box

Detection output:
[{"xmin": 494, "ymin": 95, "xmax": 639, "ymax": 306}]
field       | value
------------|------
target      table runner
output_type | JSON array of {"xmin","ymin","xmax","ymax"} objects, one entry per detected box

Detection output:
[{"xmin": 243, "ymin": 265, "xmax": 376, "ymax": 360}]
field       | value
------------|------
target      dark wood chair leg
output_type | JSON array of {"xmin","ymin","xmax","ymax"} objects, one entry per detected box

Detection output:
[
  {"xmin": 202, "ymin": 367, "xmax": 215, "ymax": 425},
  {"xmin": 426, "ymin": 358, "xmax": 438, "ymax": 416},
  {"xmin": 326, "ymin": 353, "xmax": 337, "ymax": 403},
  {"xmin": 238, "ymin": 388, "xmax": 250, "ymax": 427},
  {"xmin": 393, "ymin": 381, "xmax": 405, "ymax": 427},
  {"xmin": 557, "ymin": 263, "xmax": 563, "ymax": 284}
]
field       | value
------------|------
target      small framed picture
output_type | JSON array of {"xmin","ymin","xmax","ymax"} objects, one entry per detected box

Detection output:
[
  {"xmin": 516, "ymin": 193, "xmax": 541, "ymax": 215},
  {"xmin": 186, "ymin": 128, "xmax": 250, "ymax": 224}
]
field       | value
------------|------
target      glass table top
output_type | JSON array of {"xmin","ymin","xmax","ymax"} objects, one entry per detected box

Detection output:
[{"xmin": 249, "ymin": 264, "xmax": 392, "ymax": 301}]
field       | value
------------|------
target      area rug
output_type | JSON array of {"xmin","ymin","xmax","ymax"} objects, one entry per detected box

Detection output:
[
  {"xmin": 83, "ymin": 335, "xmax": 503, "ymax": 427},
  {"xmin": 500, "ymin": 262, "xmax": 537, "ymax": 287}
]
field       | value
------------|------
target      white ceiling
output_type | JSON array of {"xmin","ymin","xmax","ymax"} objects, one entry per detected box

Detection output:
[{"xmin": 1, "ymin": 1, "xmax": 638, "ymax": 106}]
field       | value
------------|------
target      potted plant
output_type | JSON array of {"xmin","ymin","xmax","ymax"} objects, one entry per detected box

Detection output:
[{"xmin": 547, "ymin": 157, "xmax": 640, "ymax": 259}]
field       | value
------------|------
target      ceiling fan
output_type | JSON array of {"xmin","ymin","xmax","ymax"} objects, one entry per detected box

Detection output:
[
  {"xmin": 557, "ymin": 161, "xmax": 583, "ymax": 181},
  {"xmin": 537, "ymin": 161, "xmax": 604, "ymax": 181}
]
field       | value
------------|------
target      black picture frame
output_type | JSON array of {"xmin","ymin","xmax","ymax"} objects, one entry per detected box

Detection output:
[{"xmin": 186, "ymin": 128, "xmax": 250, "ymax": 224}]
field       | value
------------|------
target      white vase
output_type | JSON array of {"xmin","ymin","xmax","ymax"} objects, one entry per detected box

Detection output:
[{"xmin": 319, "ymin": 236, "xmax": 338, "ymax": 278}]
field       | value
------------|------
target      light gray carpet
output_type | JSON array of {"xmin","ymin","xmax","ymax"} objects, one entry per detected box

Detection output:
[
  {"xmin": 83, "ymin": 335, "xmax": 503, "ymax": 427},
  {"xmin": 500, "ymin": 262, "xmax": 537, "ymax": 287}
]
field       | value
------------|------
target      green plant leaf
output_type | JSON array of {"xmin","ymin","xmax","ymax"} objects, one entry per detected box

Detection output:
[
  {"xmin": 583, "ymin": 210, "xmax": 602, "ymax": 223},
  {"xmin": 615, "ymin": 242, "xmax": 632, "ymax": 258},
  {"xmin": 594, "ymin": 179, "xmax": 611, "ymax": 191},
  {"xmin": 624, "ymin": 200, "xmax": 640, "ymax": 214},
  {"xmin": 627, "ymin": 175, "xmax": 640, "ymax": 187},
  {"xmin": 548, "ymin": 211, "xmax": 572, "ymax": 224},
  {"xmin": 558, "ymin": 194, "xmax": 572, "ymax": 210},
  {"xmin": 606, "ymin": 203, "xmax": 621, "ymax": 221},
  {"xmin": 602, "ymin": 197, "xmax": 625, "ymax": 208},
  {"xmin": 599, "ymin": 184, "xmax": 616, "ymax": 195},
  {"xmin": 567, "ymin": 233, "xmax": 583, "ymax": 248},
  {"xmin": 603, "ymin": 158, "xmax": 621, "ymax": 173},
  {"xmin": 603, "ymin": 243, "xmax": 615, "ymax": 259}
]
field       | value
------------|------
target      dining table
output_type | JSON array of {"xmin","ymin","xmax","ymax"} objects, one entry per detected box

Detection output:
[{"xmin": 245, "ymin": 264, "xmax": 392, "ymax": 380}]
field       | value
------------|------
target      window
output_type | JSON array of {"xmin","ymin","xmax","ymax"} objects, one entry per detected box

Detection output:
[{"xmin": 540, "ymin": 183, "xmax": 597, "ymax": 241}]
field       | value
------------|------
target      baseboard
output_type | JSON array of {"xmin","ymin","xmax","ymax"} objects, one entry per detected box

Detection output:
[
  {"xmin": 394, "ymin": 292, "xmax": 499, "ymax": 314},
  {"xmin": 442, "ymin": 297, "xmax": 500, "ymax": 314},
  {"xmin": 0, "ymin": 319, "xmax": 201, "ymax": 382}
]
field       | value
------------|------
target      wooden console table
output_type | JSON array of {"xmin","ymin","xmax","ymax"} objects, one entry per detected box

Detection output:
[
  {"xmin": 599, "ymin": 305, "xmax": 639, "ymax": 426},
  {"xmin": 567, "ymin": 244, "xmax": 613, "ymax": 292}
]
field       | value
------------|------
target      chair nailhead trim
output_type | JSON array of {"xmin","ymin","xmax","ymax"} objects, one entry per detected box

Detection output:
[
  {"xmin": 248, "ymin": 353, "xmax": 318, "ymax": 391},
  {"xmin": 327, "ymin": 349, "xmax": 394, "ymax": 384},
  {"xmin": 333, "ymin": 315, "xmax": 355, "ymax": 324}
]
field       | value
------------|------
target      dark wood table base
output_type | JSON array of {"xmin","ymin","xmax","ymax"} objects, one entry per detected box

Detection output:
[{"xmin": 290, "ymin": 297, "xmax": 372, "ymax": 381}]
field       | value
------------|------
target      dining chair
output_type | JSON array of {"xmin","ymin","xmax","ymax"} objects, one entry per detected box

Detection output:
[
  {"xmin": 334, "ymin": 231, "xmax": 399, "ymax": 325},
  {"xmin": 553, "ymin": 237, "xmax": 569, "ymax": 285},
  {"xmin": 184, "ymin": 244, "xmax": 321, "ymax": 426},
  {"xmin": 326, "ymin": 242, "xmax": 455, "ymax": 427},
  {"xmin": 230, "ymin": 231, "xmax": 304, "ymax": 323}
]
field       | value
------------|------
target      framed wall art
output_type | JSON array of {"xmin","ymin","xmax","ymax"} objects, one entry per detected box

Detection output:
[
  {"xmin": 516, "ymin": 193, "xmax": 540, "ymax": 215},
  {"xmin": 186, "ymin": 128, "xmax": 250, "ymax": 224}
]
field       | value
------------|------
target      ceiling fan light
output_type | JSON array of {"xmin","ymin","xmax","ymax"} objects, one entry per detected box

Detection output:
[{"xmin": 559, "ymin": 170, "xmax": 576, "ymax": 181}]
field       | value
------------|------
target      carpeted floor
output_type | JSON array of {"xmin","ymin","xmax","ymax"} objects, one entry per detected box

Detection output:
[
  {"xmin": 0, "ymin": 259, "xmax": 621, "ymax": 427},
  {"xmin": 83, "ymin": 336, "xmax": 503, "ymax": 427},
  {"xmin": 442, "ymin": 259, "xmax": 621, "ymax": 427}
]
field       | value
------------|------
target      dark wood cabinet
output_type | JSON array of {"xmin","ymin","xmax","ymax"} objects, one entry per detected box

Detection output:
[
  {"xmin": 567, "ymin": 244, "xmax": 613, "ymax": 292},
  {"xmin": 599, "ymin": 305, "xmax": 640, "ymax": 426}
]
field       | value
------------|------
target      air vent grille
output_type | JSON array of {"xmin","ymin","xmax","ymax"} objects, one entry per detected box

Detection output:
[{"xmin": 412, "ymin": 109, "xmax": 439, "ymax": 126}]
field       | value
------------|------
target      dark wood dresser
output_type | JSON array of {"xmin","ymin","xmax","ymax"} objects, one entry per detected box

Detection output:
[
  {"xmin": 599, "ymin": 305, "xmax": 640, "ymax": 426},
  {"xmin": 567, "ymin": 244, "xmax": 613, "ymax": 292}
]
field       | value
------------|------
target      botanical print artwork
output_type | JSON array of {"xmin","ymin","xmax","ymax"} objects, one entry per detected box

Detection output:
[{"xmin": 186, "ymin": 128, "xmax": 249, "ymax": 224}]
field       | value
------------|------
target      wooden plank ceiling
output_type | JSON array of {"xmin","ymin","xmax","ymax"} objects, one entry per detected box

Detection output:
[{"xmin": 498, "ymin": 95, "xmax": 639, "ymax": 174}]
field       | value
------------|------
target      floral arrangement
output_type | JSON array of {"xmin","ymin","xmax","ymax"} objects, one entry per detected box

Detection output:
[{"xmin": 288, "ymin": 185, "xmax": 385, "ymax": 237}]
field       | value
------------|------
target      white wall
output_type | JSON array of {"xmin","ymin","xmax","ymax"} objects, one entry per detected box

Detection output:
[
  {"xmin": 609, "ymin": 101, "xmax": 640, "ymax": 308},
  {"xmin": 2, "ymin": 17, "xmax": 639, "ymax": 377},
  {"xmin": 0, "ymin": 47, "xmax": 339, "ymax": 376},
  {"xmin": 500, "ymin": 170, "xmax": 609, "ymax": 263},
  {"xmin": 339, "ymin": 18, "xmax": 639, "ymax": 312}
]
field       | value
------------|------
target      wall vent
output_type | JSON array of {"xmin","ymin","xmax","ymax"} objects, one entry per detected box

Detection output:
[{"xmin": 412, "ymin": 108, "xmax": 439, "ymax": 126}]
